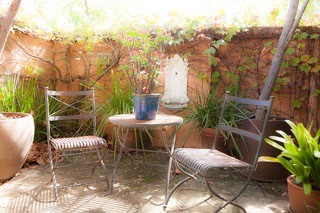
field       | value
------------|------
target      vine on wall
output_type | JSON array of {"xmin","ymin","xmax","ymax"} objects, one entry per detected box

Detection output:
[{"xmin": 203, "ymin": 27, "xmax": 320, "ymax": 131}]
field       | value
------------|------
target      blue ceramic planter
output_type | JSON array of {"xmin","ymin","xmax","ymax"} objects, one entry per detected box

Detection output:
[{"xmin": 133, "ymin": 94, "xmax": 161, "ymax": 120}]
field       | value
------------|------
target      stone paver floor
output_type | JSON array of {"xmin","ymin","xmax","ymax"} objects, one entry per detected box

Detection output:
[{"xmin": 0, "ymin": 150, "xmax": 289, "ymax": 212}]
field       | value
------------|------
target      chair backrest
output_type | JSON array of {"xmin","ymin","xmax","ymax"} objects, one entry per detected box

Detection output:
[
  {"xmin": 213, "ymin": 91, "xmax": 274, "ymax": 165},
  {"xmin": 45, "ymin": 87, "xmax": 98, "ymax": 140}
]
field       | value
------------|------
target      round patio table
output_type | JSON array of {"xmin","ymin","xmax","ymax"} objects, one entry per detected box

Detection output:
[{"xmin": 108, "ymin": 114, "xmax": 183, "ymax": 200}]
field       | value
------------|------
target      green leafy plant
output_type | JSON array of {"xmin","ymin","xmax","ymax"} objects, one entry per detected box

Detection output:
[
  {"xmin": 185, "ymin": 87, "xmax": 223, "ymax": 130},
  {"xmin": 259, "ymin": 120, "xmax": 320, "ymax": 195},
  {"xmin": 95, "ymin": 71, "xmax": 156, "ymax": 152},
  {"xmin": 0, "ymin": 73, "xmax": 48, "ymax": 142},
  {"xmin": 118, "ymin": 30, "xmax": 169, "ymax": 94},
  {"xmin": 0, "ymin": 73, "xmax": 39, "ymax": 113},
  {"xmin": 184, "ymin": 78, "xmax": 245, "ymax": 157},
  {"xmin": 95, "ymin": 70, "xmax": 133, "ymax": 137}
]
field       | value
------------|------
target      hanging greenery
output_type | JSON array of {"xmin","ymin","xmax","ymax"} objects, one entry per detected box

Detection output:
[{"xmin": 0, "ymin": 0, "xmax": 319, "ymax": 41}]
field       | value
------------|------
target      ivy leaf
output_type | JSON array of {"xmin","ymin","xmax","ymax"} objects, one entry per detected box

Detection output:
[
  {"xmin": 273, "ymin": 84, "xmax": 281, "ymax": 92},
  {"xmin": 308, "ymin": 57, "xmax": 318, "ymax": 64},
  {"xmin": 300, "ymin": 55, "xmax": 310, "ymax": 62},
  {"xmin": 271, "ymin": 48, "xmax": 277, "ymax": 54},
  {"xmin": 212, "ymin": 71, "xmax": 220, "ymax": 77},
  {"xmin": 299, "ymin": 64, "xmax": 311, "ymax": 72},
  {"xmin": 237, "ymin": 65, "xmax": 246, "ymax": 72},
  {"xmin": 213, "ymin": 39, "xmax": 226, "ymax": 49},
  {"xmin": 291, "ymin": 57, "xmax": 300, "ymax": 66},
  {"xmin": 311, "ymin": 89, "xmax": 320, "ymax": 97},
  {"xmin": 298, "ymin": 32, "xmax": 308, "ymax": 40},
  {"xmin": 311, "ymin": 65, "xmax": 320, "ymax": 73},
  {"xmin": 281, "ymin": 61, "xmax": 288, "ymax": 68},
  {"xmin": 209, "ymin": 56, "xmax": 218, "ymax": 67},
  {"xmin": 293, "ymin": 29, "xmax": 301, "ymax": 39},
  {"xmin": 264, "ymin": 41, "xmax": 272, "ymax": 47},
  {"xmin": 226, "ymin": 70, "xmax": 232, "ymax": 78},
  {"xmin": 204, "ymin": 47, "xmax": 216, "ymax": 55},
  {"xmin": 292, "ymin": 99, "xmax": 302, "ymax": 109},
  {"xmin": 198, "ymin": 72, "xmax": 207, "ymax": 80},
  {"xmin": 297, "ymin": 42, "xmax": 305, "ymax": 49},
  {"xmin": 310, "ymin": 34, "xmax": 319, "ymax": 39},
  {"xmin": 183, "ymin": 52, "xmax": 191, "ymax": 59},
  {"xmin": 285, "ymin": 47, "xmax": 295, "ymax": 55},
  {"xmin": 276, "ymin": 77, "xmax": 290, "ymax": 85},
  {"xmin": 301, "ymin": 86, "xmax": 307, "ymax": 91}
]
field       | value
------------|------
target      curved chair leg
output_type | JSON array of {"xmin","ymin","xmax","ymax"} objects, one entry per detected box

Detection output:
[
  {"xmin": 204, "ymin": 177, "xmax": 246, "ymax": 213},
  {"xmin": 165, "ymin": 165, "xmax": 249, "ymax": 212},
  {"xmin": 205, "ymin": 177, "xmax": 227, "ymax": 201},
  {"xmin": 164, "ymin": 163, "xmax": 214, "ymax": 211},
  {"xmin": 163, "ymin": 176, "xmax": 192, "ymax": 210},
  {"xmin": 213, "ymin": 173, "xmax": 253, "ymax": 213}
]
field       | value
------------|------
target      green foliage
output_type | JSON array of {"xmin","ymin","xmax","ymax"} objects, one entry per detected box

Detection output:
[
  {"xmin": 95, "ymin": 71, "xmax": 133, "ymax": 137},
  {"xmin": 118, "ymin": 29, "xmax": 171, "ymax": 94},
  {"xmin": 4, "ymin": 0, "xmax": 319, "ymax": 41},
  {"xmin": 285, "ymin": 47, "xmax": 295, "ymax": 55},
  {"xmin": 186, "ymin": 87, "xmax": 223, "ymax": 129},
  {"xmin": 292, "ymin": 99, "xmax": 303, "ymax": 109},
  {"xmin": 259, "ymin": 120, "xmax": 320, "ymax": 196},
  {"xmin": 264, "ymin": 30, "xmax": 320, "ymax": 104},
  {"xmin": 204, "ymin": 47, "xmax": 216, "ymax": 55},
  {"xmin": 264, "ymin": 41, "xmax": 272, "ymax": 47},
  {"xmin": 0, "ymin": 74, "xmax": 38, "ymax": 113},
  {"xmin": 0, "ymin": 73, "xmax": 48, "ymax": 142}
]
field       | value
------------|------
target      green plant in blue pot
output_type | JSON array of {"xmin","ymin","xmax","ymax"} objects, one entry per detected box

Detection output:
[{"xmin": 119, "ymin": 30, "xmax": 167, "ymax": 120}]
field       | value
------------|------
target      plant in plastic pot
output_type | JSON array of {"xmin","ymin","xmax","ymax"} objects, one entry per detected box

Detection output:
[{"xmin": 119, "ymin": 30, "xmax": 167, "ymax": 120}]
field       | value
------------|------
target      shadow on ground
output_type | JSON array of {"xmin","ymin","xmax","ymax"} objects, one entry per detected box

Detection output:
[{"xmin": 0, "ymin": 150, "xmax": 289, "ymax": 212}]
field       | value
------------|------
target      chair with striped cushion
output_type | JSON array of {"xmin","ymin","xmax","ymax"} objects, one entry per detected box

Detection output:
[
  {"xmin": 164, "ymin": 91, "xmax": 274, "ymax": 212},
  {"xmin": 45, "ymin": 87, "xmax": 109, "ymax": 200}
]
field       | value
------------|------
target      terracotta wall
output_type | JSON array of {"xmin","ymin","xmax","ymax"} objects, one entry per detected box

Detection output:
[
  {"xmin": 0, "ymin": 32, "xmax": 53, "ymax": 80},
  {"xmin": 1, "ymin": 28, "xmax": 319, "ymax": 147}
]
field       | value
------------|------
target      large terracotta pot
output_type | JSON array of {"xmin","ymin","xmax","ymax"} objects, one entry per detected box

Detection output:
[
  {"xmin": 0, "ymin": 112, "xmax": 34, "ymax": 180},
  {"xmin": 240, "ymin": 118, "xmax": 290, "ymax": 181},
  {"xmin": 287, "ymin": 175, "xmax": 320, "ymax": 213},
  {"xmin": 200, "ymin": 127, "xmax": 229, "ymax": 154}
]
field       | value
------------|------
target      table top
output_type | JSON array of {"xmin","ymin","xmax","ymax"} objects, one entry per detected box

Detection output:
[{"xmin": 108, "ymin": 114, "xmax": 183, "ymax": 128}]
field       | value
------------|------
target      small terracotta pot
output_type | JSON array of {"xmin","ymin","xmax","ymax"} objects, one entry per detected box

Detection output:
[
  {"xmin": 0, "ymin": 113, "xmax": 34, "ymax": 180},
  {"xmin": 287, "ymin": 175, "xmax": 320, "ymax": 213}
]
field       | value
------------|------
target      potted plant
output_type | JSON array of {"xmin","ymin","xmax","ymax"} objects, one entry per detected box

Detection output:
[
  {"xmin": 184, "ymin": 81, "xmax": 242, "ymax": 156},
  {"xmin": 0, "ymin": 73, "xmax": 36, "ymax": 180},
  {"xmin": 95, "ymin": 71, "xmax": 137, "ymax": 149},
  {"xmin": 119, "ymin": 30, "xmax": 167, "ymax": 120},
  {"xmin": 259, "ymin": 120, "xmax": 320, "ymax": 213}
]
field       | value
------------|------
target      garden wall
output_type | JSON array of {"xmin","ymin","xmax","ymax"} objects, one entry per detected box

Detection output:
[{"xmin": 1, "ymin": 27, "xmax": 319, "ymax": 147}]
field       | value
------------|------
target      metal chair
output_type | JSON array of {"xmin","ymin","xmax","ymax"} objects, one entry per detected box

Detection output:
[
  {"xmin": 164, "ymin": 91, "xmax": 274, "ymax": 212},
  {"xmin": 45, "ymin": 87, "xmax": 109, "ymax": 200}
]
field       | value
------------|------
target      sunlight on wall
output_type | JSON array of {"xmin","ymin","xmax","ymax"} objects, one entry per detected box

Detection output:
[{"xmin": 0, "ymin": 0, "xmax": 319, "ymax": 37}]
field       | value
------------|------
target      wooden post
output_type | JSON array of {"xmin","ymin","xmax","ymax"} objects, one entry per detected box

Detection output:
[
  {"xmin": 257, "ymin": 0, "xmax": 309, "ymax": 120},
  {"xmin": 0, "ymin": 0, "xmax": 22, "ymax": 59}
]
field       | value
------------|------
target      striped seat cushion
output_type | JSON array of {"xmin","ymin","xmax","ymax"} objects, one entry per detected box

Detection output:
[{"xmin": 51, "ymin": 135, "xmax": 106, "ymax": 151}]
